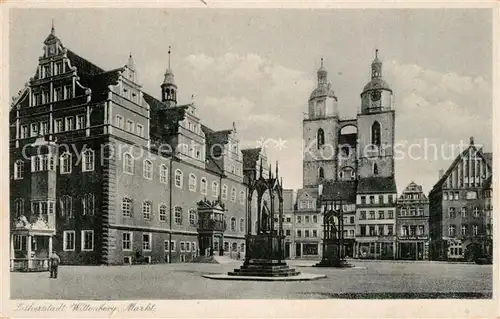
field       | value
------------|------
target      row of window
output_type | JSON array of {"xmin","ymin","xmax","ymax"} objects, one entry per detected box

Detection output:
[
  {"xmin": 296, "ymin": 215, "xmax": 319, "ymax": 224},
  {"xmin": 359, "ymin": 210, "xmax": 395, "ymax": 220},
  {"xmin": 447, "ymin": 206, "xmax": 484, "ymax": 219},
  {"xmin": 115, "ymin": 115, "xmax": 144, "ymax": 137},
  {"xmin": 122, "ymin": 155, "xmax": 246, "ymax": 203},
  {"xmin": 399, "ymin": 207, "xmax": 425, "ymax": 217},
  {"xmin": 443, "ymin": 191, "xmax": 487, "ymax": 201},
  {"xmin": 296, "ymin": 229, "xmax": 319, "ymax": 238},
  {"xmin": 400, "ymin": 225, "xmax": 426, "ymax": 236},
  {"xmin": 359, "ymin": 194, "xmax": 395, "ymax": 205},
  {"xmin": 120, "ymin": 198, "xmax": 245, "ymax": 231},
  {"xmin": 359, "ymin": 224, "xmax": 394, "ymax": 236},
  {"xmin": 13, "ymin": 149, "xmax": 95, "ymax": 180},
  {"xmin": 13, "ymin": 195, "xmax": 96, "ymax": 218},
  {"xmin": 447, "ymin": 224, "xmax": 482, "ymax": 237},
  {"xmin": 20, "ymin": 115, "xmax": 85, "ymax": 139},
  {"xmin": 39, "ymin": 61, "xmax": 66, "ymax": 79},
  {"xmin": 31, "ymin": 86, "xmax": 73, "ymax": 107},
  {"xmin": 212, "ymin": 241, "xmax": 245, "ymax": 253},
  {"xmin": 122, "ymin": 232, "xmax": 199, "ymax": 253}
]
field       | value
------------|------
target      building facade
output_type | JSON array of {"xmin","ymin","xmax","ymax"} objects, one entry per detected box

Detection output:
[
  {"xmin": 9, "ymin": 27, "xmax": 270, "ymax": 266},
  {"xmin": 396, "ymin": 182, "xmax": 430, "ymax": 260},
  {"xmin": 428, "ymin": 137, "xmax": 493, "ymax": 261},
  {"xmin": 299, "ymin": 50, "xmax": 398, "ymax": 259}
]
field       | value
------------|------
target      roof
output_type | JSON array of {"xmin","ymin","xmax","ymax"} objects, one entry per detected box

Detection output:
[
  {"xmin": 483, "ymin": 176, "xmax": 492, "ymax": 190},
  {"xmin": 321, "ymin": 180, "xmax": 357, "ymax": 203},
  {"xmin": 296, "ymin": 186, "xmax": 319, "ymax": 200},
  {"xmin": 66, "ymin": 49, "xmax": 105, "ymax": 76},
  {"xmin": 362, "ymin": 78, "xmax": 392, "ymax": 92},
  {"xmin": 357, "ymin": 176, "xmax": 397, "ymax": 194},
  {"xmin": 202, "ymin": 125, "xmax": 233, "ymax": 147},
  {"xmin": 309, "ymin": 86, "xmax": 336, "ymax": 101},
  {"xmin": 431, "ymin": 144, "xmax": 492, "ymax": 194}
]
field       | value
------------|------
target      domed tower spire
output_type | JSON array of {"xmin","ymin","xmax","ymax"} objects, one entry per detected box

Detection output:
[
  {"xmin": 317, "ymin": 57, "xmax": 328, "ymax": 87},
  {"xmin": 161, "ymin": 45, "xmax": 178, "ymax": 107},
  {"xmin": 371, "ymin": 49, "xmax": 383, "ymax": 79}
]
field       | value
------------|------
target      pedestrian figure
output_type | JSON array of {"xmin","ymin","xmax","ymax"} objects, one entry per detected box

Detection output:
[{"xmin": 49, "ymin": 251, "xmax": 60, "ymax": 279}]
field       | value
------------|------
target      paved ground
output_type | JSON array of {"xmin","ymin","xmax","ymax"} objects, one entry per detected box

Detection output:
[{"xmin": 10, "ymin": 260, "xmax": 492, "ymax": 299}]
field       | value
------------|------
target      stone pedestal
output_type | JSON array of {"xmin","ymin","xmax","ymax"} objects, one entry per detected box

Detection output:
[
  {"xmin": 229, "ymin": 234, "xmax": 300, "ymax": 277},
  {"xmin": 314, "ymin": 242, "xmax": 354, "ymax": 268}
]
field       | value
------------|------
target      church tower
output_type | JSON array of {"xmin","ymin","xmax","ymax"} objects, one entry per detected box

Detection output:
[
  {"xmin": 161, "ymin": 46, "xmax": 177, "ymax": 107},
  {"xmin": 302, "ymin": 59, "xmax": 340, "ymax": 187},
  {"xmin": 357, "ymin": 50, "xmax": 395, "ymax": 178}
]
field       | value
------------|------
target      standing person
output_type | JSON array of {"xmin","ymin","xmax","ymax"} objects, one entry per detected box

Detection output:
[{"xmin": 49, "ymin": 251, "xmax": 60, "ymax": 279}]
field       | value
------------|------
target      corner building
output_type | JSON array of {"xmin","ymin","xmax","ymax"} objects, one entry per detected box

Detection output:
[
  {"xmin": 9, "ymin": 27, "xmax": 269, "ymax": 266},
  {"xmin": 298, "ymin": 50, "xmax": 397, "ymax": 259}
]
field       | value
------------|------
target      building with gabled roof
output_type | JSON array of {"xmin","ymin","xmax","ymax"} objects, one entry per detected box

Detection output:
[
  {"xmin": 428, "ymin": 137, "xmax": 493, "ymax": 261},
  {"xmin": 9, "ymin": 25, "xmax": 271, "ymax": 267}
]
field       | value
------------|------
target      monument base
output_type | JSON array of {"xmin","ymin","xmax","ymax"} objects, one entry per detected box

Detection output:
[
  {"xmin": 314, "ymin": 259, "xmax": 354, "ymax": 268},
  {"xmin": 229, "ymin": 259, "xmax": 300, "ymax": 277}
]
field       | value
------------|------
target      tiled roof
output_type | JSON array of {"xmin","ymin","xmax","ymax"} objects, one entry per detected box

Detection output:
[
  {"xmin": 321, "ymin": 180, "xmax": 357, "ymax": 203},
  {"xmin": 296, "ymin": 186, "xmax": 319, "ymax": 200},
  {"xmin": 67, "ymin": 49, "xmax": 105, "ymax": 76},
  {"xmin": 357, "ymin": 176, "xmax": 397, "ymax": 194},
  {"xmin": 82, "ymin": 69, "xmax": 121, "ymax": 102}
]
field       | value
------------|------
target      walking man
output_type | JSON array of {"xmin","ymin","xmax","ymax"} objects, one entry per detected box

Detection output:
[{"xmin": 49, "ymin": 251, "xmax": 60, "ymax": 279}]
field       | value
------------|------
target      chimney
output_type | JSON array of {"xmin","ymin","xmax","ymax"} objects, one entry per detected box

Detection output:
[{"xmin": 439, "ymin": 169, "xmax": 444, "ymax": 179}]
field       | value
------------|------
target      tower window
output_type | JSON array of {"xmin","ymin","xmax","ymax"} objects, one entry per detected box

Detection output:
[
  {"xmin": 373, "ymin": 163, "xmax": 379, "ymax": 176},
  {"xmin": 318, "ymin": 167, "xmax": 324, "ymax": 179},
  {"xmin": 371, "ymin": 121, "xmax": 381, "ymax": 147},
  {"xmin": 317, "ymin": 128, "xmax": 325, "ymax": 148}
]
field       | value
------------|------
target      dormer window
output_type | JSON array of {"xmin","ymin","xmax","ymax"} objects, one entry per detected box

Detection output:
[{"xmin": 43, "ymin": 65, "xmax": 50, "ymax": 78}]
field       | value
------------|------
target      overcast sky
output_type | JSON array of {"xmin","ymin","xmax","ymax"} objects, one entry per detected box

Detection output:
[{"xmin": 10, "ymin": 8, "xmax": 492, "ymax": 194}]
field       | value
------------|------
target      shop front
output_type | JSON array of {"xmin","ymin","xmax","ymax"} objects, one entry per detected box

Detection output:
[
  {"xmin": 295, "ymin": 241, "xmax": 321, "ymax": 259},
  {"xmin": 397, "ymin": 236, "xmax": 429, "ymax": 260}
]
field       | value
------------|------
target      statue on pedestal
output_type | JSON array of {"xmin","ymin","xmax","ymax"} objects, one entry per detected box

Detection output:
[{"xmin": 261, "ymin": 200, "xmax": 270, "ymax": 233}]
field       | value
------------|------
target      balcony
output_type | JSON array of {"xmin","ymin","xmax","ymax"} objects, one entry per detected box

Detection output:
[{"xmin": 197, "ymin": 219, "xmax": 226, "ymax": 232}]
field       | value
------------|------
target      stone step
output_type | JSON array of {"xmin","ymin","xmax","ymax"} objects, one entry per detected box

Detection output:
[{"xmin": 228, "ymin": 270, "xmax": 300, "ymax": 277}]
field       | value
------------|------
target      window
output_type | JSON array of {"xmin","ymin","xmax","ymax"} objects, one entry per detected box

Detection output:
[
  {"xmin": 200, "ymin": 178, "xmax": 207, "ymax": 195},
  {"xmin": 212, "ymin": 182, "xmax": 219, "ymax": 197},
  {"xmin": 454, "ymin": 192, "xmax": 459, "ymax": 200},
  {"xmin": 33, "ymin": 93, "xmax": 41, "ymax": 106},
  {"xmin": 228, "ymin": 217, "xmax": 235, "ymax": 231},
  {"xmin": 136, "ymin": 124, "xmax": 144, "ymax": 137},
  {"xmin": 466, "ymin": 191, "xmax": 478, "ymax": 200},
  {"xmin": 74, "ymin": 115, "xmax": 85, "ymax": 130},
  {"xmin": 238, "ymin": 190, "xmax": 246, "ymax": 205},
  {"xmin": 14, "ymin": 160, "xmax": 24, "ymax": 180},
  {"xmin": 371, "ymin": 121, "xmax": 381, "ymax": 147},
  {"xmin": 224, "ymin": 242, "xmax": 229, "ymax": 252},
  {"xmin": 369, "ymin": 226, "xmax": 376, "ymax": 236},
  {"xmin": 388, "ymin": 211, "xmax": 393, "ymax": 219},
  {"xmin": 189, "ymin": 209, "xmax": 197, "ymax": 226},
  {"xmin": 115, "ymin": 115, "xmax": 124, "ymax": 128},
  {"xmin": 82, "ymin": 193, "xmax": 95, "ymax": 216},
  {"xmin": 231, "ymin": 187, "xmax": 236, "ymax": 202},
  {"xmin": 305, "ymin": 215, "xmax": 310, "ymax": 223},
  {"xmin": 82, "ymin": 149, "xmax": 94, "ymax": 172},
  {"xmin": 55, "ymin": 62, "xmax": 63, "ymax": 75},
  {"xmin": 14, "ymin": 199, "xmax": 24, "ymax": 217},
  {"xmin": 461, "ymin": 207, "xmax": 467, "ymax": 218},
  {"xmin": 373, "ymin": 163, "xmax": 378, "ymax": 175},
  {"xmin": 313, "ymin": 229, "xmax": 318, "ymax": 237},
  {"xmin": 43, "ymin": 65, "xmax": 50, "ymax": 78},
  {"xmin": 378, "ymin": 195, "xmax": 384, "ymax": 204},
  {"xmin": 160, "ymin": 164, "xmax": 168, "ymax": 184},
  {"xmin": 186, "ymin": 242, "xmax": 191, "ymax": 252},
  {"xmin": 30, "ymin": 123, "xmax": 39, "ymax": 137},
  {"xmin": 59, "ymin": 195, "xmax": 72, "ymax": 218},
  {"xmin": 461, "ymin": 225, "xmax": 467, "ymax": 236},
  {"xmin": 174, "ymin": 206, "xmax": 182, "ymax": 225},
  {"xmin": 122, "ymin": 197, "xmax": 133, "ymax": 217},
  {"xmin": 473, "ymin": 207, "xmax": 479, "ymax": 218},
  {"xmin": 317, "ymin": 128, "xmax": 325, "ymax": 148},
  {"xmin": 369, "ymin": 211, "xmax": 375, "ymax": 220},
  {"xmin": 449, "ymin": 207, "xmax": 456, "ymax": 218},
  {"xmin": 40, "ymin": 121, "xmax": 49, "ymax": 135},
  {"xmin": 20, "ymin": 125, "xmax": 28, "ymax": 138},
  {"xmin": 143, "ymin": 201, "xmax": 152, "ymax": 220},
  {"xmin": 159, "ymin": 204, "xmax": 167, "ymax": 222},
  {"xmin": 142, "ymin": 233, "xmax": 152, "ymax": 251},
  {"xmin": 65, "ymin": 117, "xmax": 74, "ymax": 131},
  {"xmin": 63, "ymin": 231, "xmax": 75, "ymax": 251},
  {"xmin": 81, "ymin": 230, "xmax": 94, "ymax": 251},
  {"xmin": 369, "ymin": 196, "xmax": 375, "ymax": 204},
  {"xmin": 360, "ymin": 211, "xmax": 366, "ymax": 220},
  {"xmin": 189, "ymin": 173, "xmax": 197, "ymax": 191},
  {"xmin": 361, "ymin": 196, "xmax": 366, "ymax": 204},
  {"xmin": 378, "ymin": 211, "xmax": 384, "ymax": 219},
  {"xmin": 175, "ymin": 169, "xmax": 183, "ymax": 188},
  {"xmin": 126, "ymin": 120, "xmax": 134, "ymax": 133},
  {"xmin": 54, "ymin": 87, "xmax": 63, "ymax": 101},
  {"xmin": 123, "ymin": 153, "xmax": 134, "ymax": 174},
  {"xmin": 313, "ymin": 215, "xmax": 318, "ymax": 223},
  {"xmin": 318, "ymin": 167, "xmax": 325, "ymax": 179},
  {"xmin": 297, "ymin": 216, "xmax": 302, "ymax": 223},
  {"xmin": 443, "ymin": 192, "xmax": 448, "ymax": 201},
  {"xmin": 122, "ymin": 232, "xmax": 132, "ymax": 250},
  {"xmin": 54, "ymin": 119, "xmax": 63, "ymax": 133},
  {"xmin": 472, "ymin": 225, "xmax": 478, "ymax": 236},
  {"xmin": 222, "ymin": 185, "xmax": 228, "ymax": 200},
  {"xmin": 285, "ymin": 229, "xmax": 291, "ymax": 236},
  {"xmin": 42, "ymin": 90, "xmax": 50, "ymax": 104},
  {"xmin": 239, "ymin": 218, "xmax": 245, "ymax": 232},
  {"xmin": 297, "ymin": 230, "xmax": 302, "ymax": 237},
  {"xmin": 418, "ymin": 207, "xmax": 424, "ymax": 216},
  {"xmin": 143, "ymin": 160, "xmax": 153, "ymax": 179},
  {"xmin": 448, "ymin": 225, "xmax": 456, "ymax": 237},
  {"xmin": 13, "ymin": 235, "xmax": 26, "ymax": 251},
  {"xmin": 388, "ymin": 225, "xmax": 394, "ymax": 235}
]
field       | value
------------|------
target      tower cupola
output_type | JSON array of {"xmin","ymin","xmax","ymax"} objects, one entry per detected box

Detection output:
[
  {"xmin": 360, "ymin": 49, "xmax": 393, "ymax": 113},
  {"xmin": 161, "ymin": 46, "xmax": 178, "ymax": 107}
]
